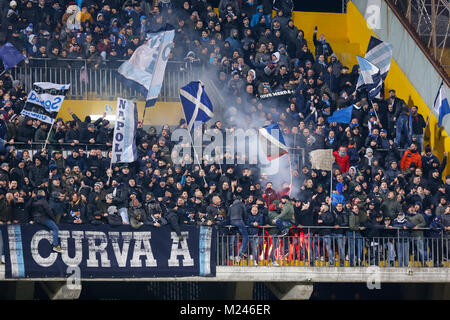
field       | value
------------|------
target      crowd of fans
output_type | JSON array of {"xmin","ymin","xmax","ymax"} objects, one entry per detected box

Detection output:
[{"xmin": 0, "ymin": 0, "xmax": 448, "ymax": 267}]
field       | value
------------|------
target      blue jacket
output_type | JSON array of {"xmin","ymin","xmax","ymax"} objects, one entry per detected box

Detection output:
[
  {"xmin": 331, "ymin": 183, "xmax": 345, "ymax": 207},
  {"xmin": 247, "ymin": 212, "xmax": 263, "ymax": 235}
]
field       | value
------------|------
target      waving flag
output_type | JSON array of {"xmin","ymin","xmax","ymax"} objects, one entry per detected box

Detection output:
[
  {"xmin": 180, "ymin": 81, "xmax": 214, "ymax": 131},
  {"xmin": 356, "ymin": 56, "xmax": 382, "ymax": 100},
  {"xmin": 357, "ymin": 36, "xmax": 393, "ymax": 89},
  {"xmin": 327, "ymin": 105, "xmax": 353, "ymax": 124},
  {"xmin": 258, "ymin": 123, "xmax": 288, "ymax": 161},
  {"xmin": 434, "ymin": 81, "xmax": 450, "ymax": 128},
  {"xmin": 309, "ymin": 149, "xmax": 334, "ymax": 171},
  {"xmin": 0, "ymin": 42, "xmax": 24, "ymax": 71},
  {"xmin": 118, "ymin": 28, "xmax": 174, "ymax": 107},
  {"xmin": 21, "ymin": 82, "xmax": 70, "ymax": 124}
]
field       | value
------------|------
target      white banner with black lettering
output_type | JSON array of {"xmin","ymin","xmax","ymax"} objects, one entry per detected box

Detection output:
[
  {"xmin": 111, "ymin": 98, "xmax": 138, "ymax": 163},
  {"xmin": 20, "ymin": 82, "xmax": 70, "ymax": 124}
]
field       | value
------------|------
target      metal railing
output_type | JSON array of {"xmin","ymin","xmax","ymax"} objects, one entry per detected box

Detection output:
[
  {"xmin": 216, "ymin": 225, "xmax": 450, "ymax": 268},
  {"xmin": 387, "ymin": 0, "xmax": 450, "ymax": 82},
  {"xmin": 8, "ymin": 59, "xmax": 202, "ymax": 101}
]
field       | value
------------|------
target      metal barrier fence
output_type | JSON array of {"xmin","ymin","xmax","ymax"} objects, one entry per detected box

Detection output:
[
  {"xmin": 217, "ymin": 226, "xmax": 450, "ymax": 268},
  {"xmin": 8, "ymin": 59, "xmax": 202, "ymax": 101}
]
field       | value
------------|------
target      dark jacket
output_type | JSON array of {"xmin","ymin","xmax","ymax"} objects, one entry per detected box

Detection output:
[
  {"xmin": 29, "ymin": 196, "xmax": 56, "ymax": 223},
  {"xmin": 228, "ymin": 199, "xmax": 247, "ymax": 223},
  {"xmin": 315, "ymin": 210, "xmax": 335, "ymax": 235},
  {"xmin": 247, "ymin": 211, "xmax": 263, "ymax": 235},
  {"xmin": 333, "ymin": 207, "xmax": 349, "ymax": 234}
]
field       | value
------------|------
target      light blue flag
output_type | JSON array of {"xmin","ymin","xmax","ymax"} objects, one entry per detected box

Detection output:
[
  {"xmin": 327, "ymin": 105, "xmax": 353, "ymax": 124},
  {"xmin": 356, "ymin": 56, "xmax": 382, "ymax": 100},
  {"xmin": 179, "ymin": 81, "xmax": 214, "ymax": 131},
  {"xmin": 118, "ymin": 29, "xmax": 175, "ymax": 107},
  {"xmin": 356, "ymin": 36, "xmax": 393, "ymax": 89},
  {"xmin": 434, "ymin": 81, "xmax": 450, "ymax": 128}
]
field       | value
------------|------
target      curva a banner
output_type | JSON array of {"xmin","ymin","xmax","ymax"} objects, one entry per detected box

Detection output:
[{"xmin": 1, "ymin": 224, "xmax": 216, "ymax": 279}]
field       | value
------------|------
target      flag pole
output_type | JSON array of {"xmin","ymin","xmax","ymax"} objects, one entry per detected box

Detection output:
[
  {"xmin": 287, "ymin": 153, "xmax": 293, "ymax": 197},
  {"xmin": 425, "ymin": 80, "xmax": 444, "ymax": 130},
  {"xmin": 42, "ymin": 122, "xmax": 55, "ymax": 151}
]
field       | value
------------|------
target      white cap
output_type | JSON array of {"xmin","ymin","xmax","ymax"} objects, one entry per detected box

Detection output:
[{"xmin": 10, "ymin": 1, "xmax": 17, "ymax": 7}]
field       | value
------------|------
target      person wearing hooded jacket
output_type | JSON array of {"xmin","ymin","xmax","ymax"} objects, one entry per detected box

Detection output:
[
  {"xmin": 228, "ymin": 196, "xmax": 249, "ymax": 260},
  {"xmin": 331, "ymin": 182, "xmax": 345, "ymax": 207}
]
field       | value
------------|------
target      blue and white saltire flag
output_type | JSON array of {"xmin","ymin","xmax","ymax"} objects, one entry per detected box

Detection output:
[
  {"xmin": 179, "ymin": 81, "xmax": 214, "ymax": 131},
  {"xmin": 111, "ymin": 98, "xmax": 138, "ymax": 163},
  {"xmin": 0, "ymin": 42, "xmax": 24, "ymax": 71},
  {"xmin": 258, "ymin": 123, "xmax": 289, "ymax": 161},
  {"xmin": 117, "ymin": 29, "xmax": 175, "ymax": 107},
  {"xmin": 356, "ymin": 56, "xmax": 382, "ymax": 100},
  {"xmin": 434, "ymin": 81, "xmax": 450, "ymax": 128},
  {"xmin": 356, "ymin": 36, "xmax": 393, "ymax": 89}
]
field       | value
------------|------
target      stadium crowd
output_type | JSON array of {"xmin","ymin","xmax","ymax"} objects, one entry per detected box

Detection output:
[{"xmin": 0, "ymin": 0, "xmax": 449, "ymax": 267}]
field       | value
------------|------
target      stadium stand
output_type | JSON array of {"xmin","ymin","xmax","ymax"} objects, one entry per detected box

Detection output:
[{"xmin": 0, "ymin": 0, "xmax": 448, "ymax": 270}]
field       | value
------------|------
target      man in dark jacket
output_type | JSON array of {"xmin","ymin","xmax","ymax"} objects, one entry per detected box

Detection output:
[
  {"xmin": 28, "ymin": 190, "xmax": 61, "ymax": 252},
  {"xmin": 365, "ymin": 212, "xmax": 385, "ymax": 265},
  {"xmin": 228, "ymin": 196, "xmax": 248, "ymax": 260},
  {"xmin": 410, "ymin": 105, "xmax": 426, "ymax": 152},
  {"xmin": 29, "ymin": 157, "xmax": 49, "ymax": 189},
  {"xmin": 247, "ymin": 204, "xmax": 263, "ymax": 265},
  {"xmin": 315, "ymin": 203, "xmax": 335, "ymax": 264},
  {"xmin": 332, "ymin": 202, "xmax": 348, "ymax": 265},
  {"xmin": 313, "ymin": 26, "xmax": 333, "ymax": 59},
  {"xmin": 16, "ymin": 117, "xmax": 34, "ymax": 145}
]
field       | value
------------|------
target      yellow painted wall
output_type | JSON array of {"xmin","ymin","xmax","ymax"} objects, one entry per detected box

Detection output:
[
  {"xmin": 290, "ymin": 11, "xmax": 360, "ymax": 69},
  {"xmin": 60, "ymin": 100, "xmax": 183, "ymax": 126},
  {"xmin": 346, "ymin": 2, "xmax": 450, "ymax": 178}
]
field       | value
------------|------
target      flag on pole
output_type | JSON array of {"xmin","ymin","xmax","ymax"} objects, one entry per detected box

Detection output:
[
  {"xmin": 309, "ymin": 149, "xmax": 334, "ymax": 171},
  {"xmin": 258, "ymin": 123, "xmax": 288, "ymax": 161},
  {"xmin": 111, "ymin": 98, "xmax": 138, "ymax": 163},
  {"xmin": 356, "ymin": 36, "xmax": 393, "ymax": 89},
  {"xmin": 117, "ymin": 28, "xmax": 175, "ymax": 107},
  {"xmin": 356, "ymin": 56, "xmax": 382, "ymax": 100},
  {"xmin": 327, "ymin": 105, "xmax": 353, "ymax": 124},
  {"xmin": 0, "ymin": 42, "xmax": 24, "ymax": 71},
  {"xmin": 179, "ymin": 81, "xmax": 214, "ymax": 131},
  {"xmin": 433, "ymin": 81, "xmax": 450, "ymax": 128}
]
